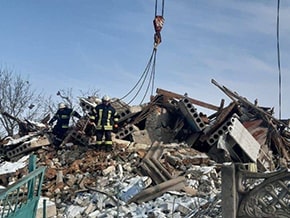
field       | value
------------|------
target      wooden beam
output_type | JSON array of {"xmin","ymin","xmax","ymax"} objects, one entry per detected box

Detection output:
[{"xmin": 156, "ymin": 88, "xmax": 221, "ymax": 111}]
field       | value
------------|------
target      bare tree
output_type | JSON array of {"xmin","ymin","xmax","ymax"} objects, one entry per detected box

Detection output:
[
  {"xmin": 56, "ymin": 87, "xmax": 100, "ymax": 111},
  {"xmin": 0, "ymin": 68, "xmax": 102, "ymax": 138},
  {"xmin": 56, "ymin": 88, "xmax": 74, "ymax": 108},
  {"xmin": 79, "ymin": 88, "xmax": 100, "ymax": 99},
  {"xmin": 0, "ymin": 68, "xmax": 44, "ymax": 137}
]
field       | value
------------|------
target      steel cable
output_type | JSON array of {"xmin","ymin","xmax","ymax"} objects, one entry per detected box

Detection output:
[
  {"xmin": 140, "ymin": 49, "xmax": 157, "ymax": 104},
  {"xmin": 119, "ymin": 48, "xmax": 157, "ymax": 105},
  {"xmin": 155, "ymin": 0, "xmax": 165, "ymax": 17},
  {"xmin": 119, "ymin": 0, "xmax": 164, "ymax": 107}
]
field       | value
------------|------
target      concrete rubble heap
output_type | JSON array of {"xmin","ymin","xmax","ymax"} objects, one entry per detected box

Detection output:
[{"xmin": 0, "ymin": 81, "xmax": 289, "ymax": 217}]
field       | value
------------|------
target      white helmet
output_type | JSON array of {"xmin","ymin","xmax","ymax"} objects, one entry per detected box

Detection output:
[
  {"xmin": 95, "ymin": 98, "xmax": 101, "ymax": 104},
  {"xmin": 102, "ymin": 95, "xmax": 110, "ymax": 102},
  {"xmin": 58, "ymin": 103, "xmax": 66, "ymax": 109}
]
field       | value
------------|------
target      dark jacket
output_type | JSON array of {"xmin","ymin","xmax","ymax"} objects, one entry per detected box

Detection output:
[
  {"xmin": 49, "ymin": 108, "xmax": 81, "ymax": 129},
  {"xmin": 94, "ymin": 103, "xmax": 118, "ymax": 130}
]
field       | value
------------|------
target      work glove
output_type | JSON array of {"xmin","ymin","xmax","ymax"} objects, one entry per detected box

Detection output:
[
  {"xmin": 46, "ymin": 124, "xmax": 52, "ymax": 132},
  {"xmin": 89, "ymin": 115, "xmax": 95, "ymax": 121}
]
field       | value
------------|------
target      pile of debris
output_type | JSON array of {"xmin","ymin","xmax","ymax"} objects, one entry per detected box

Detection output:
[
  {"xmin": 109, "ymin": 81, "xmax": 290, "ymax": 172},
  {"xmin": 1, "ymin": 80, "xmax": 290, "ymax": 217},
  {"xmin": 1, "ymin": 140, "xmax": 222, "ymax": 217}
]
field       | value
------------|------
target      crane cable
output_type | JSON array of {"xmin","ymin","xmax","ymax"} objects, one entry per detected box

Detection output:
[
  {"xmin": 119, "ymin": 0, "xmax": 165, "ymax": 105},
  {"xmin": 119, "ymin": 49, "xmax": 157, "ymax": 105}
]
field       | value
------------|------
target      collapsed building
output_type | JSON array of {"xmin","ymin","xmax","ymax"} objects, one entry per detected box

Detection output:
[{"xmin": 0, "ymin": 80, "xmax": 289, "ymax": 217}]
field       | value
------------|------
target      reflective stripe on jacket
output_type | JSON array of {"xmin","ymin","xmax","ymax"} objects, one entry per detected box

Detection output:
[
  {"xmin": 94, "ymin": 103, "xmax": 118, "ymax": 130},
  {"xmin": 49, "ymin": 108, "xmax": 81, "ymax": 129}
]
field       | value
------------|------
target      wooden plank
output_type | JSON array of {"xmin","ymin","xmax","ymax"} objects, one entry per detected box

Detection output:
[{"xmin": 156, "ymin": 88, "xmax": 220, "ymax": 111}]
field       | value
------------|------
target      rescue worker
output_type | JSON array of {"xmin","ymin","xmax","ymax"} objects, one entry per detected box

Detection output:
[
  {"xmin": 93, "ymin": 95, "xmax": 118, "ymax": 152},
  {"xmin": 84, "ymin": 100, "xmax": 99, "ymax": 143},
  {"xmin": 49, "ymin": 103, "xmax": 81, "ymax": 148}
]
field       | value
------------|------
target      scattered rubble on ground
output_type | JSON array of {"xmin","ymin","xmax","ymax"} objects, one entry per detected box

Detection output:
[{"xmin": 0, "ymin": 80, "xmax": 289, "ymax": 217}]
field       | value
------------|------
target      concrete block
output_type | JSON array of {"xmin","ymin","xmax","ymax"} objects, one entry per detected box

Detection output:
[
  {"xmin": 117, "ymin": 108, "xmax": 131, "ymax": 122},
  {"xmin": 66, "ymin": 174, "xmax": 77, "ymax": 187},
  {"xmin": 84, "ymin": 202, "xmax": 96, "ymax": 215},
  {"xmin": 228, "ymin": 117, "xmax": 261, "ymax": 162},
  {"xmin": 65, "ymin": 205, "xmax": 85, "ymax": 218},
  {"xmin": 176, "ymin": 203, "xmax": 193, "ymax": 215},
  {"xmin": 36, "ymin": 197, "xmax": 57, "ymax": 218},
  {"xmin": 178, "ymin": 97, "xmax": 206, "ymax": 132},
  {"xmin": 6, "ymin": 135, "xmax": 50, "ymax": 158},
  {"xmin": 79, "ymin": 97, "xmax": 97, "ymax": 114},
  {"xmin": 115, "ymin": 125, "xmax": 135, "ymax": 139},
  {"xmin": 207, "ymin": 114, "xmax": 237, "ymax": 145},
  {"xmin": 129, "ymin": 105, "xmax": 143, "ymax": 113},
  {"xmin": 71, "ymin": 131, "xmax": 89, "ymax": 145},
  {"xmin": 132, "ymin": 129, "xmax": 152, "ymax": 145},
  {"xmin": 102, "ymin": 165, "xmax": 115, "ymax": 176}
]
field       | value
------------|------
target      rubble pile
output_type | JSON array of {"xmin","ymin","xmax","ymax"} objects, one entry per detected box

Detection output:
[
  {"xmin": 1, "ymin": 140, "xmax": 222, "ymax": 217},
  {"xmin": 1, "ymin": 81, "xmax": 290, "ymax": 217},
  {"xmin": 110, "ymin": 83, "xmax": 290, "ymax": 172}
]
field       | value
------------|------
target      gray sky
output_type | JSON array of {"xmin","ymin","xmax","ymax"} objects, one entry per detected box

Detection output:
[{"xmin": 1, "ymin": 0, "xmax": 290, "ymax": 118}]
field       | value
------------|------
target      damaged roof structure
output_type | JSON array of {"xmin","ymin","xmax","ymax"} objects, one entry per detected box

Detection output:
[
  {"xmin": 0, "ymin": 80, "xmax": 289, "ymax": 217},
  {"xmin": 113, "ymin": 79, "xmax": 290, "ymax": 171}
]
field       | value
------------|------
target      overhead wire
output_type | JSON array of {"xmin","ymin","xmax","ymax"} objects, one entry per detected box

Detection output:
[
  {"xmin": 276, "ymin": 0, "xmax": 282, "ymax": 119},
  {"xmin": 119, "ymin": 0, "xmax": 165, "ymax": 106}
]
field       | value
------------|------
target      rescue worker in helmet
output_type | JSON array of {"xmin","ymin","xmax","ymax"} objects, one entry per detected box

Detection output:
[
  {"xmin": 84, "ymin": 98, "xmax": 100, "ymax": 142},
  {"xmin": 93, "ymin": 95, "xmax": 118, "ymax": 152},
  {"xmin": 49, "ymin": 103, "xmax": 81, "ymax": 148}
]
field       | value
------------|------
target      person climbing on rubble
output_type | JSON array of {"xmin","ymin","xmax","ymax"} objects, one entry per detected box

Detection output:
[
  {"xmin": 48, "ymin": 103, "xmax": 81, "ymax": 148},
  {"xmin": 83, "ymin": 97, "xmax": 101, "ymax": 140},
  {"xmin": 84, "ymin": 107, "xmax": 98, "ymax": 144},
  {"xmin": 93, "ymin": 95, "xmax": 118, "ymax": 152}
]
